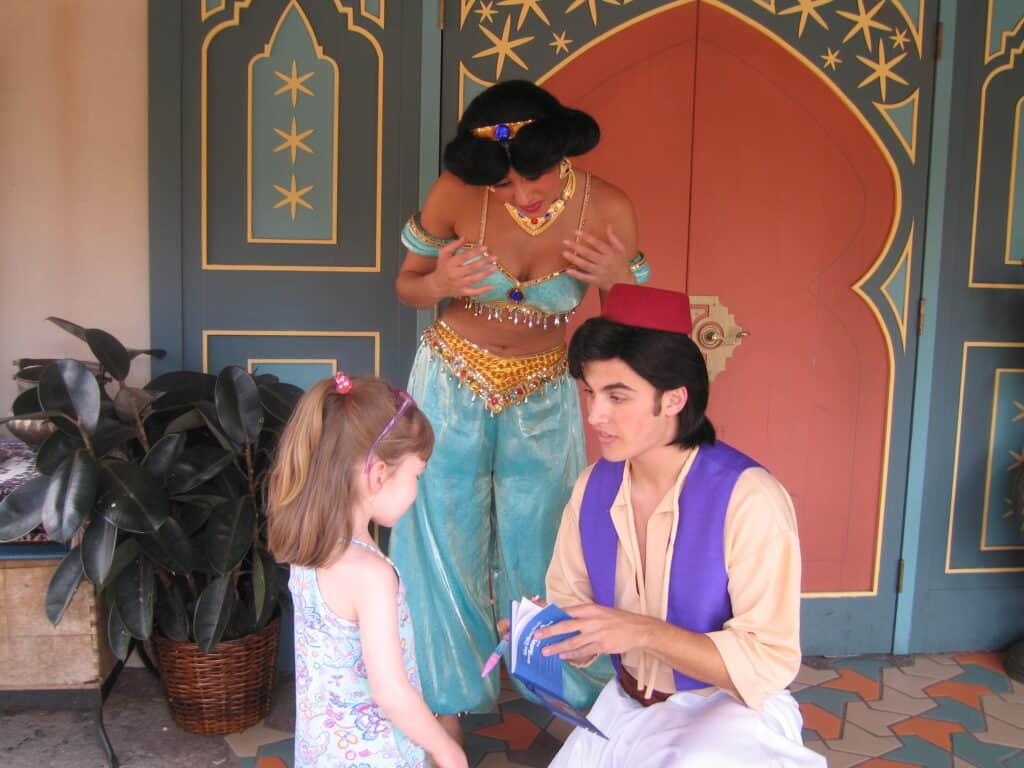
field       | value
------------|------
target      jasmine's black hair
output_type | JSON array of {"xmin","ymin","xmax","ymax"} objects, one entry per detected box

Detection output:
[
  {"xmin": 568, "ymin": 317, "xmax": 716, "ymax": 448},
  {"xmin": 443, "ymin": 80, "xmax": 600, "ymax": 186}
]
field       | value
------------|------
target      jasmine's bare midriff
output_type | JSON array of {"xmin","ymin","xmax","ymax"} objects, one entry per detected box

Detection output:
[{"xmin": 439, "ymin": 300, "xmax": 568, "ymax": 356}]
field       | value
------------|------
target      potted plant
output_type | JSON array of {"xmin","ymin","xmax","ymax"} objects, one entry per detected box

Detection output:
[{"xmin": 0, "ymin": 317, "xmax": 302, "ymax": 734}]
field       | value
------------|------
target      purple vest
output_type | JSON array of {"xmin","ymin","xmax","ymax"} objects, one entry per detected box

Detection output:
[{"xmin": 579, "ymin": 441, "xmax": 760, "ymax": 691}]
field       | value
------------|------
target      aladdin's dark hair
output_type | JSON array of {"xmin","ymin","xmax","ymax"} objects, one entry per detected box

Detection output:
[
  {"xmin": 443, "ymin": 80, "xmax": 600, "ymax": 186},
  {"xmin": 568, "ymin": 318, "xmax": 716, "ymax": 448},
  {"xmin": 266, "ymin": 377, "xmax": 434, "ymax": 568}
]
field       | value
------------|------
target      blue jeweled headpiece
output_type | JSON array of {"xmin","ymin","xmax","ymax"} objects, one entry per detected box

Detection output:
[{"xmin": 471, "ymin": 119, "xmax": 534, "ymax": 143}]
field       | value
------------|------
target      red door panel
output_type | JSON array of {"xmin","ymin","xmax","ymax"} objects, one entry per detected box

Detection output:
[
  {"xmin": 688, "ymin": 6, "xmax": 895, "ymax": 593},
  {"xmin": 545, "ymin": 3, "xmax": 895, "ymax": 594}
]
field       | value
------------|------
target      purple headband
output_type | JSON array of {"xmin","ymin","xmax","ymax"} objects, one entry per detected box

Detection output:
[{"xmin": 365, "ymin": 389, "xmax": 416, "ymax": 475}]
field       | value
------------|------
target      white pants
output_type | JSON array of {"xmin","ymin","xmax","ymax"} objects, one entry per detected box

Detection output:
[{"xmin": 549, "ymin": 679, "xmax": 825, "ymax": 768}]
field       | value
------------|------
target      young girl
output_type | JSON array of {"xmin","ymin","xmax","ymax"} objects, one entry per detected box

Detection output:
[{"xmin": 267, "ymin": 373, "xmax": 467, "ymax": 768}]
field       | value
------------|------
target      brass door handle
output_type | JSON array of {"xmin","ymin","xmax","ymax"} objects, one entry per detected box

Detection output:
[
  {"xmin": 697, "ymin": 326, "xmax": 750, "ymax": 347},
  {"xmin": 698, "ymin": 325, "xmax": 724, "ymax": 347}
]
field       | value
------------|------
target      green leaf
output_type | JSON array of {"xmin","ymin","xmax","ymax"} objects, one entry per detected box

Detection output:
[
  {"xmin": 137, "ymin": 516, "xmax": 195, "ymax": 574},
  {"xmin": 155, "ymin": 578, "xmax": 190, "ymax": 641},
  {"xmin": 258, "ymin": 381, "xmax": 303, "ymax": 423},
  {"xmin": 193, "ymin": 401, "xmax": 236, "ymax": 453},
  {"xmin": 204, "ymin": 497, "xmax": 255, "ymax": 574},
  {"xmin": 215, "ymin": 366, "xmax": 262, "ymax": 446},
  {"xmin": 81, "ymin": 518, "xmax": 118, "ymax": 586},
  {"xmin": 163, "ymin": 408, "xmax": 206, "ymax": 434},
  {"xmin": 41, "ymin": 451, "xmax": 99, "ymax": 543},
  {"xmin": 46, "ymin": 316, "xmax": 89, "ymax": 340},
  {"xmin": 0, "ymin": 475, "xmax": 48, "ymax": 541},
  {"xmin": 103, "ymin": 536, "xmax": 141, "ymax": 587},
  {"xmin": 142, "ymin": 432, "xmax": 186, "ymax": 481},
  {"xmin": 113, "ymin": 386, "xmax": 161, "ymax": 425},
  {"xmin": 253, "ymin": 547, "xmax": 283, "ymax": 628},
  {"xmin": 194, "ymin": 574, "xmax": 236, "ymax": 652},
  {"xmin": 107, "ymin": 601, "xmax": 132, "ymax": 661},
  {"xmin": 90, "ymin": 419, "xmax": 140, "ymax": 457},
  {"xmin": 12, "ymin": 387, "xmax": 41, "ymax": 417},
  {"xmin": 39, "ymin": 360, "xmax": 101, "ymax": 436},
  {"xmin": 97, "ymin": 461, "xmax": 170, "ymax": 533},
  {"xmin": 45, "ymin": 545, "xmax": 85, "ymax": 626},
  {"xmin": 36, "ymin": 430, "xmax": 81, "ymax": 475},
  {"xmin": 224, "ymin": 596, "xmax": 256, "ymax": 641},
  {"xmin": 84, "ymin": 328, "xmax": 131, "ymax": 382},
  {"xmin": 128, "ymin": 347, "xmax": 167, "ymax": 361},
  {"xmin": 113, "ymin": 555, "xmax": 154, "ymax": 640},
  {"xmin": 165, "ymin": 446, "xmax": 236, "ymax": 495},
  {"xmin": 145, "ymin": 371, "xmax": 216, "ymax": 412}
]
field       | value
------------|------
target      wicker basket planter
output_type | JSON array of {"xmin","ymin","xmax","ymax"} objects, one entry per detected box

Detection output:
[{"xmin": 154, "ymin": 618, "xmax": 280, "ymax": 735}]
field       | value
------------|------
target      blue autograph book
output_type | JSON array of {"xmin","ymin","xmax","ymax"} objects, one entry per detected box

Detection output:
[{"xmin": 508, "ymin": 597, "xmax": 607, "ymax": 739}]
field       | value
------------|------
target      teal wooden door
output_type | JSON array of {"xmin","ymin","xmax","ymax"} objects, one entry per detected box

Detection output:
[
  {"xmin": 150, "ymin": 0, "xmax": 423, "ymax": 387},
  {"xmin": 900, "ymin": 2, "xmax": 1024, "ymax": 652},
  {"xmin": 441, "ymin": 0, "xmax": 937, "ymax": 654}
]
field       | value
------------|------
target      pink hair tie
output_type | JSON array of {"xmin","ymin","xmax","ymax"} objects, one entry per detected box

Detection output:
[{"xmin": 334, "ymin": 371, "xmax": 353, "ymax": 394}]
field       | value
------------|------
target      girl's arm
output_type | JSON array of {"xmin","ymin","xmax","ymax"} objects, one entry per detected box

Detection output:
[{"xmin": 355, "ymin": 556, "xmax": 468, "ymax": 768}]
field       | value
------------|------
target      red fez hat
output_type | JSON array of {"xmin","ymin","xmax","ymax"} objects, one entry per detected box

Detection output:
[{"xmin": 601, "ymin": 283, "xmax": 692, "ymax": 335}]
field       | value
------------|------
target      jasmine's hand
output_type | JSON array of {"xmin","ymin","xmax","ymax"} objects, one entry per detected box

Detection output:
[
  {"xmin": 429, "ymin": 237, "xmax": 497, "ymax": 300},
  {"xmin": 562, "ymin": 225, "xmax": 634, "ymax": 291}
]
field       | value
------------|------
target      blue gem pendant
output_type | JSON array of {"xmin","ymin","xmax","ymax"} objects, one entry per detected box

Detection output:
[{"xmin": 508, "ymin": 287, "xmax": 525, "ymax": 303}]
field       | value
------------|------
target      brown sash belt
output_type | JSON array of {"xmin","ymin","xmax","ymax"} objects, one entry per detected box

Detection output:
[{"xmin": 619, "ymin": 667, "xmax": 672, "ymax": 707}]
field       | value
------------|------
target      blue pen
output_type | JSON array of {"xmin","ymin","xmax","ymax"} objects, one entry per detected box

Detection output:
[{"xmin": 480, "ymin": 635, "xmax": 509, "ymax": 677}]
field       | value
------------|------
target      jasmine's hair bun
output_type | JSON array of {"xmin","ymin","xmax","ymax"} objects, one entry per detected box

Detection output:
[
  {"xmin": 442, "ymin": 80, "xmax": 601, "ymax": 186},
  {"xmin": 443, "ymin": 132, "xmax": 510, "ymax": 186}
]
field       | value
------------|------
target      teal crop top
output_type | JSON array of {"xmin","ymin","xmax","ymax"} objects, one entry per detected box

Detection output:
[
  {"xmin": 462, "ymin": 171, "xmax": 592, "ymax": 328},
  {"xmin": 400, "ymin": 171, "xmax": 648, "ymax": 328}
]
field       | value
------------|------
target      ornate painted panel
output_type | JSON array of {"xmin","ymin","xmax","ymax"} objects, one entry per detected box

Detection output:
[
  {"xmin": 441, "ymin": 0, "xmax": 937, "ymax": 652},
  {"xmin": 972, "ymin": 0, "xmax": 1024, "ymax": 287},
  {"xmin": 907, "ymin": 1, "xmax": 1024, "ymax": 652},
  {"xmin": 153, "ymin": 0, "xmax": 423, "ymax": 389}
]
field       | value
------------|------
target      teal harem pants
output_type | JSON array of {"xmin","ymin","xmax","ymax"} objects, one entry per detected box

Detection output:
[{"xmin": 389, "ymin": 325, "xmax": 586, "ymax": 714}]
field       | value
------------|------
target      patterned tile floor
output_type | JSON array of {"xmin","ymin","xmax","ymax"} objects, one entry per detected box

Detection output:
[{"xmin": 232, "ymin": 653, "xmax": 1024, "ymax": 767}]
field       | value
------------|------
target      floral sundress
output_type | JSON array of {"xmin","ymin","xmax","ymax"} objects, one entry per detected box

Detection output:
[{"xmin": 290, "ymin": 539, "xmax": 428, "ymax": 768}]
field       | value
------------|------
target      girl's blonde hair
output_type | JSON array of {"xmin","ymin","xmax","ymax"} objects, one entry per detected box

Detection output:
[{"xmin": 266, "ymin": 376, "xmax": 433, "ymax": 568}]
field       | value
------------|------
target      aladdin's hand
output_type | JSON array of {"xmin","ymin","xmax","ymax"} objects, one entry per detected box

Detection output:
[
  {"xmin": 534, "ymin": 603, "xmax": 651, "ymax": 662},
  {"xmin": 430, "ymin": 237, "xmax": 497, "ymax": 300},
  {"xmin": 562, "ymin": 225, "xmax": 634, "ymax": 292}
]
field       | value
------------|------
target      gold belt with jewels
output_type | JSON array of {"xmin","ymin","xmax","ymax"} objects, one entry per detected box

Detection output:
[{"xmin": 422, "ymin": 320, "xmax": 569, "ymax": 415}]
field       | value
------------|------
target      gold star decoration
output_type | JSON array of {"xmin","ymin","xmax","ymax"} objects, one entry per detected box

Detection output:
[
  {"xmin": 1013, "ymin": 400, "xmax": 1024, "ymax": 422},
  {"xmin": 821, "ymin": 47, "xmax": 842, "ymax": 70},
  {"xmin": 889, "ymin": 27, "xmax": 910, "ymax": 50},
  {"xmin": 837, "ymin": 0, "xmax": 889, "ymax": 52},
  {"xmin": 473, "ymin": 15, "xmax": 534, "ymax": 79},
  {"xmin": 566, "ymin": 0, "xmax": 621, "ymax": 27},
  {"xmin": 273, "ymin": 117, "xmax": 315, "ymax": 165},
  {"xmin": 273, "ymin": 173, "xmax": 314, "ymax": 221},
  {"xmin": 273, "ymin": 60, "xmax": 315, "ymax": 108},
  {"xmin": 475, "ymin": 0, "xmax": 498, "ymax": 23},
  {"xmin": 778, "ymin": 0, "xmax": 831, "ymax": 38},
  {"xmin": 498, "ymin": 0, "xmax": 550, "ymax": 30},
  {"xmin": 550, "ymin": 30, "xmax": 572, "ymax": 55},
  {"xmin": 856, "ymin": 42, "xmax": 908, "ymax": 101},
  {"xmin": 1010, "ymin": 449, "xmax": 1024, "ymax": 472}
]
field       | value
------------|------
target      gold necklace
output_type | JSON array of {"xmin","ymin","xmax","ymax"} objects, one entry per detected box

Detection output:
[{"xmin": 503, "ymin": 163, "xmax": 576, "ymax": 237}]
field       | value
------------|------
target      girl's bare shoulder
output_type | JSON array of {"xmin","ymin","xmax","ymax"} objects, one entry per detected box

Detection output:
[{"xmin": 319, "ymin": 543, "xmax": 397, "ymax": 600}]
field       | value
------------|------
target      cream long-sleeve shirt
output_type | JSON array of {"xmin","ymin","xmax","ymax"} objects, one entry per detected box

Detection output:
[{"xmin": 545, "ymin": 446, "xmax": 804, "ymax": 711}]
